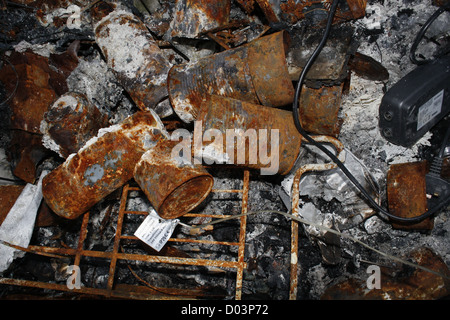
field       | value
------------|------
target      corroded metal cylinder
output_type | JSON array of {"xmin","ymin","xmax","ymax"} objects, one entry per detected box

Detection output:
[
  {"xmin": 134, "ymin": 140, "xmax": 214, "ymax": 220},
  {"xmin": 167, "ymin": 31, "xmax": 294, "ymax": 123},
  {"xmin": 92, "ymin": 2, "xmax": 173, "ymax": 118},
  {"xmin": 42, "ymin": 111, "xmax": 169, "ymax": 219},
  {"xmin": 169, "ymin": 0, "xmax": 231, "ymax": 38},
  {"xmin": 194, "ymin": 95, "xmax": 302, "ymax": 175},
  {"xmin": 40, "ymin": 92, "xmax": 109, "ymax": 159}
]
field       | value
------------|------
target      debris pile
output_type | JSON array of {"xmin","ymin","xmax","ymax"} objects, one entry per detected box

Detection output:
[{"xmin": 0, "ymin": 0, "xmax": 449, "ymax": 300}]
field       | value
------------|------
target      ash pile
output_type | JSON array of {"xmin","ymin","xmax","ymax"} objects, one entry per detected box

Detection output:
[{"xmin": 0, "ymin": 0, "xmax": 449, "ymax": 300}]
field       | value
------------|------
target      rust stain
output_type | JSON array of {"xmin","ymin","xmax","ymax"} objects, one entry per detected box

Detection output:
[
  {"xmin": 322, "ymin": 248, "xmax": 450, "ymax": 300},
  {"xmin": 43, "ymin": 92, "xmax": 109, "ymax": 158},
  {"xmin": 0, "ymin": 185, "xmax": 25, "ymax": 227},
  {"xmin": 298, "ymin": 83, "xmax": 344, "ymax": 137},
  {"xmin": 280, "ymin": 0, "xmax": 367, "ymax": 25},
  {"xmin": 348, "ymin": 52, "xmax": 389, "ymax": 81},
  {"xmin": 387, "ymin": 161, "xmax": 433, "ymax": 230},
  {"xmin": 0, "ymin": 50, "xmax": 78, "ymax": 134},
  {"xmin": 195, "ymin": 95, "xmax": 302, "ymax": 175},
  {"xmin": 42, "ymin": 112, "xmax": 168, "ymax": 220},
  {"xmin": 235, "ymin": 0, "xmax": 256, "ymax": 14},
  {"xmin": 89, "ymin": 1, "xmax": 117, "ymax": 25},
  {"xmin": 170, "ymin": 0, "xmax": 231, "ymax": 38},
  {"xmin": 255, "ymin": 0, "xmax": 280, "ymax": 24},
  {"xmin": 168, "ymin": 31, "xmax": 294, "ymax": 123}
]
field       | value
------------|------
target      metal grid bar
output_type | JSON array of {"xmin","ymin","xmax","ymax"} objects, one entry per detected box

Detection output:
[
  {"xmin": 0, "ymin": 170, "xmax": 251, "ymax": 300},
  {"xmin": 289, "ymin": 136, "xmax": 346, "ymax": 300}
]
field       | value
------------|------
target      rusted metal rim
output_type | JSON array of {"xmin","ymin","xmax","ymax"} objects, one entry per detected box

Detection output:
[
  {"xmin": 158, "ymin": 174, "xmax": 214, "ymax": 219},
  {"xmin": 134, "ymin": 140, "xmax": 214, "ymax": 220}
]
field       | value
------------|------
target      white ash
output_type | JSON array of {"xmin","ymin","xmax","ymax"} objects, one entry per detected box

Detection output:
[
  {"xmin": 13, "ymin": 40, "xmax": 56, "ymax": 57},
  {"xmin": 66, "ymin": 52, "xmax": 135, "ymax": 124},
  {"xmin": 95, "ymin": 10, "xmax": 157, "ymax": 79},
  {"xmin": 305, "ymin": 264, "xmax": 332, "ymax": 300}
]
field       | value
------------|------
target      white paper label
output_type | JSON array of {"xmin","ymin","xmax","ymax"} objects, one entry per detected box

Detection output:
[
  {"xmin": 134, "ymin": 210, "xmax": 179, "ymax": 252},
  {"xmin": 417, "ymin": 89, "xmax": 444, "ymax": 130}
]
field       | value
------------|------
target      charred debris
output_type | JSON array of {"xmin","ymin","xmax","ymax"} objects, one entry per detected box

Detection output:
[{"xmin": 0, "ymin": 0, "xmax": 449, "ymax": 300}]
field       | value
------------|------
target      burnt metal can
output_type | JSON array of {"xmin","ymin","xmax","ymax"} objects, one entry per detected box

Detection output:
[
  {"xmin": 194, "ymin": 95, "xmax": 302, "ymax": 175},
  {"xmin": 40, "ymin": 92, "xmax": 109, "ymax": 159},
  {"xmin": 169, "ymin": 0, "xmax": 231, "ymax": 39},
  {"xmin": 167, "ymin": 31, "xmax": 294, "ymax": 123},
  {"xmin": 92, "ymin": 2, "xmax": 173, "ymax": 118},
  {"xmin": 42, "ymin": 111, "xmax": 169, "ymax": 219},
  {"xmin": 386, "ymin": 161, "xmax": 433, "ymax": 230},
  {"xmin": 134, "ymin": 140, "xmax": 214, "ymax": 220}
]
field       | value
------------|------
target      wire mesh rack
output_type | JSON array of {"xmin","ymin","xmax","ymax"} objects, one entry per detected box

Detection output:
[{"xmin": 0, "ymin": 170, "xmax": 251, "ymax": 300}]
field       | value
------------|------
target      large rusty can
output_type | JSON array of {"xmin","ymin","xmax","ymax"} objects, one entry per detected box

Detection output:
[
  {"xmin": 386, "ymin": 161, "xmax": 433, "ymax": 230},
  {"xmin": 134, "ymin": 140, "xmax": 214, "ymax": 220},
  {"xmin": 40, "ymin": 92, "xmax": 109, "ymax": 159},
  {"xmin": 91, "ymin": 1, "xmax": 173, "ymax": 118},
  {"xmin": 167, "ymin": 31, "xmax": 294, "ymax": 123},
  {"xmin": 42, "ymin": 111, "xmax": 169, "ymax": 219},
  {"xmin": 194, "ymin": 95, "xmax": 302, "ymax": 175},
  {"xmin": 169, "ymin": 0, "xmax": 231, "ymax": 39}
]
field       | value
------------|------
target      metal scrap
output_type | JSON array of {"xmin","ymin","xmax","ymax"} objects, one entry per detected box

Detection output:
[
  {"xmin": 194, "ymin": 95, "xmax": 303, "ymax": 175},
  {"xmin": 40, "ymin": 92, "xmax": 109, "ymax": 159},
  {"xmin": 92, "ymin": 1, "xmax": 173, "ymax": 118},
  {"xmin": 168, "ymin": 31, "xmax": 294, "ymax": 123},
  {"xmin": 387, "ymin": 161, "xmax": 434, "ymax": 230},
  {"xmin": 168, "ymin": 0, "xmax": 231, "ymax": 39},
  {"xmin": 134, "ymin": 140, "xmax": 214, "ymax": 219},
  {"xmin": 42, "ymin": 111, "xmax": 169, "ymax": 220}
]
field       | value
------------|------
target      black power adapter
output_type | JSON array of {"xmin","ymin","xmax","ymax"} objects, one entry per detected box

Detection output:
[{"xmin": 379, "ymin": 54, "xmax": 450, "ymax": 148}]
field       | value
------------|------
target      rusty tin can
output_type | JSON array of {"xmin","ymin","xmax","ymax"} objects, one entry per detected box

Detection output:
[
  {"xmin": 194, "ymin": 95, "xmax": 302, "ymax": 175},
  {"xmin": 42, "ymin": 111, "xmax": 169, "ymax": 219},
  {"xmin": 298, "ymin": 84, "xmax": 344, "ymax": 137},
  {"xmin": 134, "ymin": 140, "xmax": 214, "ymax": 220},
  {"xmin": 92, "ymin": 3, "xmax": 173, "ymax": 118},
  {"xmin": 387, "ymin": 161, "xmax": 433, "ymax": 230},
  {"xmin": 169, "ymin": 0, "xmax": 231, "ymax": 39},
  {"xmin": 167, "ymin": 31, "xmax": 294, "ymax": 123},
  {"xmin": 40, "ymin": 92, "xmax": 109, "ymax": 159}
]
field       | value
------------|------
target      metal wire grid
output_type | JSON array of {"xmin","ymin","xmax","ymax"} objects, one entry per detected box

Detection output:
[{"xmin": 0, "ymin": 170, "xmax": 250, "ymax": 300}]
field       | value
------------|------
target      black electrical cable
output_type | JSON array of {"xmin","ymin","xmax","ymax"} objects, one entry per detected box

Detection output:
[
  {"xmin": 438, "ymin": 124, "xmax": 450, "ymax": 158},
  {"xmin": 409, "ymin": 3, "xmax": 450, "ymax": 65},
  {"xmin": 292, "ymin": 0, "xmax": 450, "ymax": 223}
]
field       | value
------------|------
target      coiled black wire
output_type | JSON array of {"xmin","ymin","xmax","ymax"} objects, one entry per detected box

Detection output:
[
  {"xmin": 410, "ymin": 3, "xmax": 450, "ymax": 65},
  {"xmin": 292, "ymin": 0, "xmax": 450, "ymax": 223}
]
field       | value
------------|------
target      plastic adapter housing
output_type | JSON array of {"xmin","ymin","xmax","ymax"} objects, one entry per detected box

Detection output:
[{"xmin": 379, "ymin": 55, "xmax": 450, "ymax": 147}]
